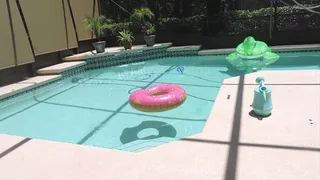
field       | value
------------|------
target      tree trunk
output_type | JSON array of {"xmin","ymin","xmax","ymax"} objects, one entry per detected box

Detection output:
[
  {"xmin": 174, "ymin": 0, "xmax": 181, "ymax": 17},
  {"xmin": 206, "ymin": 0, "xmax": 222, "ymax": 35},
  {"xmin": 147, "ymin": 0, "xmax": 159, "ymax": 20},
  {"xmin": 226, "ymin": 0, "xmax": 234, "ymax": 10},
  {"xmin": 234, "ymin": 0, "xmax": 240, "ymax": 9},
  {"xmin": 206, "ymin": 0, "xmax": 221, "ymax": 18},
  {"xmin": 182, "ymin": 0, "xmax": 192, "ymax": 17}
]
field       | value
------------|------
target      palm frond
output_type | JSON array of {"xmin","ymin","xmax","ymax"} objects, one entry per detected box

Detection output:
[
  {"xmin": 130, "ymin": 7, "xmax": 154, "ymax": 23},
  {"xmin": 83, "ymin": 15, "xmax": 113, "ymax": 41},
  {"xmin": 117, "ymin": 29, "xmax": 134, "ymax": 43}
]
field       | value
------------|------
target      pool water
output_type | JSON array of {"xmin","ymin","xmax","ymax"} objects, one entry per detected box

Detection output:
[{"xmin": 0, "ymin": 52, "xmax": 319, "ymax": 152}]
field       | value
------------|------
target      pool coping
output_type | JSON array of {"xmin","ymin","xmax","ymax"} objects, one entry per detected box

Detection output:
[
  {"xmin": 0, "ymin": 69, "xmax": 319, "ymax": 179},
  {"xmin": 167, "ymin": 45, "xmax": 202, "ymax": 52},
  {"xmin": 198, "ymin": 44, "xmax": 320, "ymax": 55},
  {"xmin": 0, "ymin": 75, "xmax": 61, "ymax": 102},
  {"xmin": 37, "ymin": 62, "xmax": 86, "ymax": 75}
]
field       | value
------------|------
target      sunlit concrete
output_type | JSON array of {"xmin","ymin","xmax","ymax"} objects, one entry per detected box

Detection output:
[
  {"xmin": 0, "ymin": 70, "xmax": 319, "ymax": 179},
  {"xmin": 166, "ymin": 45, "xmax": 202, "ymax": 52},
  {"xmin": 0, "ymin": 75, "xmax": 61, "ymax": 100},
  {"xmin": 223, "ymin": 70, "xmax": 320, "ymax": 85},
  {"xmin": 37, "ymin": 62, "xmax": 86, "ymax": 75},
  {"xmin": 198, "ymin": 44, "xmax": 320, "ymax": 55}
]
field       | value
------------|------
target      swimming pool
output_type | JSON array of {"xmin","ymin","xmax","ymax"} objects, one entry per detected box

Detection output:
[{"xmin": 0, "ymin": 52, "xmax": 319, "ymax": 152}]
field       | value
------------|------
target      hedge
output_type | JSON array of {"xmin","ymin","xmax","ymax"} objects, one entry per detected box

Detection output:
[
  {"xmin": 106, "ymin": 22, "xmax": 134, "ymax": 36},
  {"xmin": 156, "ymin": 6, "xmax": 320, "ymax": 35},
  {"xmin": 106, "ymin": 6, "xmax": 320, "ymax": 36}
]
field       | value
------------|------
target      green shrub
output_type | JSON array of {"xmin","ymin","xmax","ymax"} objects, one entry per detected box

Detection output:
[
  {"xmin": 106, "ymin": 22, "xmax": 134, "ymax": 36},
  {"xmin": 158, "ymin": 15, "xmax": 205, "ymax": 33},
  {"xmin": 83, "ymin": 15, "xmax": 113, "ymax": 41},
  {"xmin": 156, "ymin": 6, "xmax": 320, "ymax": 35},
  {"xmin": 222, "ymin": 7, "xmax": 320, "ymax": 34}
]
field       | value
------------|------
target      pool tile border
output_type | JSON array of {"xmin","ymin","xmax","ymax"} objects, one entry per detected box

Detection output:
[
  {"xmin": 0, "ymin": 78, "xmax": 61, "ymax": 103},
  {"xmin": 63, "ymin": 43, "xmax": 173, "ymax": 61},
  {"xmin": 85, "ymin": 47, "xmax": 198, "ymax": 70}
]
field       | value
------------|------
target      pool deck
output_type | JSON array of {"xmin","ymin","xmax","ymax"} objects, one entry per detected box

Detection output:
[
  {"xmin": 198, "ymin": 43, "xmax": 320, "ymax": 55},
  {"xmin": 0, "ymin": 75, "xmax": 61, "ymax": 100},
  {"xmin": 0, "ymin": 69, "xmax": 319, "ymax": 180},
  {"xmin": 37, "ymin": 61, "xmax": 86, "ymax": 75}
]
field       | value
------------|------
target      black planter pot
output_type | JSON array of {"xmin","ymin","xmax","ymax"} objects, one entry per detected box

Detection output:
[
  {"xmin": 123, "ymin": 41, "xmax": 132, "ymax": 50},
  {"xmin": 144, "ymin": 35, "xmax": 156, "ymax": 47},
  {"xmin": 93, "ymin": 41, "xmax": 106, "ymax": 53}
]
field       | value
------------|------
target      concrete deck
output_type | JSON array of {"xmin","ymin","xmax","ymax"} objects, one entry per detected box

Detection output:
[
  {"xmin": 223, "ymin": 70, "xmax": 320, "ymax": 85},
  {"xmin": 63, "ymin": 43, "xmax": 172, "ymax": 61},
  {"xmin": 166, "ymin": 45, "xmax": 202, "ymax": 52},
  {"xmin": 198, "ymin": 44, "xmax": 320, "ymax": 55},
  {"xmin": 0, "ymin": 70, "xmax": 319, "ymax": 179},
  {"xmin": 0, "ymin": 75, "xmax": 61, "ymax": 100},
  {"xmin": 198, "ymin": 48, "xmax": 234, "ymax": 55},
  {"xmin": 37, "ymin": 62, "xmax": 86, "ymax": 75}
]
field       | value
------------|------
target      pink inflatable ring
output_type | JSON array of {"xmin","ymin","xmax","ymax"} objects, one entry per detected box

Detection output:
[{"xmin": 129, "ymin": 84, "xmax": 187, "ymax": 112}]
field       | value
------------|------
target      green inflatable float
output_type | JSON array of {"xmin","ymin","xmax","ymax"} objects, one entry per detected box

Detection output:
[{"xmin": 226, "ymin": 36, "xmax": 280, "ymax": 72}]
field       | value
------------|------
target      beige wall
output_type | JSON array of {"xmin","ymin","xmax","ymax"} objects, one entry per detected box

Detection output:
[
  {"xmin": 0, "ymin": 0, "xmax": 16, "ymax": 70},
  {"xmin": 64, "ymin": 0, "xmax": 78, "ymax": 49},
  {"xmin": 20, "ymin": 0, "xmax": 69, "ymax": 55},
  {"xmin": 0, "ymin": 0, "xmax": 35, "ymax": 70},
  {"xmin": 70, "ymin": 0, "xmax": 99, "ymax": 41},
  {"xmin": 9, "ymin": 0, "xmax": 34, "ymax": 66},
  {"xmin": 0, "ymin": 0, "xmax": 99, "ymax": 71}
]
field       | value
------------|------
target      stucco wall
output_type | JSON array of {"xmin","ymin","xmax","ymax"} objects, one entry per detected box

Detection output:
[{"xmin": 0, "ymin": 0, "xmax": 99, "ymax": 72}]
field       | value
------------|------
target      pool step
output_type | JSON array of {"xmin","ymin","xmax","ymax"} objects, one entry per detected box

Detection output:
[
  {"xmin": 0, "ymin": 75, "xmax": 61, "ymax": 101},
  {"xmin": 37, "ymin": 62, "xmax": 86, "ymax": 75}
]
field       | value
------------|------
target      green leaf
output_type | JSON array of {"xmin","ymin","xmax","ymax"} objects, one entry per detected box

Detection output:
[{"xmin": 83, "ymin": 15, "xmax": 113, "ymax": 40}]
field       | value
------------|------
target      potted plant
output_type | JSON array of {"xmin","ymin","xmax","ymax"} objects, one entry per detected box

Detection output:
[
  {"xmin": 117, "ymin": 29, "xmax": 134, "ymax": 50},
  {"xmin": 83, "ymin": 15, "xmax": 112, "ymax": 53},
  {"xmin": 143, "ymin": 23, "xmax": 156, "ymax": 46},
  {"xmin": 130, "ymin": 8, "xmax": 156, "ymax": 47}
]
